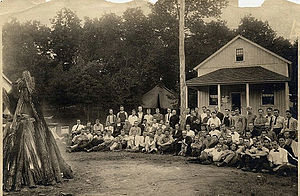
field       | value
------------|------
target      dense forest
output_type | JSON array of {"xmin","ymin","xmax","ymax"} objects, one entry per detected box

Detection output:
[{"xmin": 3, "ymin": 0, "xmax": 298, "ymax": 119}]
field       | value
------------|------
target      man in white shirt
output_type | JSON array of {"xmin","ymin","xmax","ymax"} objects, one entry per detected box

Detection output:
[
  {"xmin": 185, "ymin": 124, "xmax": 195, "ymax": 139},
  {"xmin": 209, "ymin": 124, "xmax": 221, "ymax": 138},
  {"xmin": 71, "ymin": 119, "xmax": 85, "ymax": 137},
  {"xmin": 267, "ymin": 141, "xmax": 295, "ymax": 174},
  {"xmin": 165, "ymin": 108, "xmax": 172, "ymax": 124},
  {"xmin": 200, "ymin": 106, "xmax": 207, "ymax": 121},
  {"xmin": 207, "ymin": 111, "xmax": 221, "ymax": 129},
  {"xmin": 144, "ymin": 108, "xmax": 153, "ymax": 123},
  {"xmin": 271, "ymin": 109, "xmax": 285, "ymax": 136},
  {"xmin": 128, "ymin": 109, "xmax": 139, "ymax": 126},
  {"xmin": 137, "ymin": 106, "xmax": 144, "ymax": 123}
]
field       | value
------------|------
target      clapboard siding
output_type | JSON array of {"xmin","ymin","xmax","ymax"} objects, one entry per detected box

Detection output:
[
  {"xmin": 197, "ymin": 83, "xmax": 286, "ymax": 115},
  {"xmin": 197, "ymin": 38, "xmax": 288, "ymax": 77}
]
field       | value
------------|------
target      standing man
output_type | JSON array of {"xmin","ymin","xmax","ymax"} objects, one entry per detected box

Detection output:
[
  {"xmin": 282, "ymin": 110, "xmax": 298, "ymax": 139},
  {"xmin": 106, "ymin": 109, "xmax": 117, "ymax": 128},
  {"xmin": 153, "ymin": 108, "xmax": 164, "ymax": 122},
  {"xmin": 265, "ymin": 107, "xmax": 274, "ymax": 127},
  {"xmin": 128, "ymin": 109, "xmax": 139, "ymax": 126},
  {"xmin": 117, "ymin": 105, "xmax": 128, "ymax": 125},
  {"xmin": 246, "ymin": 106, "xmax": 256, "ymax": 129},
  {"xmin": 233, "ymin": 108, "xmax": 246, "ymax": 134},
  {"xmin": 254, "ymin": 108, "xmax": 267, "ymax": 131},
  {"xmin": 271, "ymin": 109, "xmax": 285, "ymax": 136},
  {"xmin": 165, "ymin": 108, "xmax": 172, "ymax": 124},
  {"xmin": 214, "ymin": 106, "xmax": 224, "ymax": 122},
  {"xmin": 207, "ymin": 111, "xmax": 221, "ymax": 130},
  {"xmin": 137, "ymin": 106, "xmax": 144, "ymax": 123},
  {"xmin": 169, "ymin": 109, "xmax": 179, "ymax": 129},
  {"xmin": 144, "ymin": 108, "xmax": 153, "ymax": 123},
  {"xmin": 222, "ymin": 109, "xmax": 231, "ymax": 128},
  {"xmin": 200, "ymin": 106, "xmax": 208, "ymax": 122}
]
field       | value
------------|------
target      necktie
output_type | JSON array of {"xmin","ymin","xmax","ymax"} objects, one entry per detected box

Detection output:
[
  {"xmin": 287, "ymin": 118, "xmax": 290, "ymax": 129},
  {"xmin": 269, "ymin": 116, "xmax": 273, "ymax": 126},
  {"xmin": 274, "ymin": 116, "xmax": 277, "ymax": 126}
]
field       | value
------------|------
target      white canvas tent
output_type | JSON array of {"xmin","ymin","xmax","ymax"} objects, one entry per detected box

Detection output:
[{"xmin": 141, "ymin": 84, "xmax": 178, "ymax": 109}]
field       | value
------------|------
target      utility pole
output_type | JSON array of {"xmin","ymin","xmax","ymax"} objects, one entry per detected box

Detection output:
[{"xmin": 178, "ymin": 0, "xmax": 186, "ymax": 128}]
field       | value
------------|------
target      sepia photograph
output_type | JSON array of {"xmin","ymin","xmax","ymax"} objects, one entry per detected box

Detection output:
[{"xmin": 0, "ymin": 0, "xmax": 299, "ymax": 195}]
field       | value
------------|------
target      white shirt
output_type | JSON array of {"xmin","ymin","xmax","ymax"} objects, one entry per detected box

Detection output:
[
  {"xmin": 165, "ymin": 113, "xmax": 172, "ymax": 123},
  {"xmin": 207, "ymin": 117, "xmax": 221, "ymax": 127},
  {"xmin": 144, "ymin": 114, "xmax": 153, "ymax": 123},
  {"xmin": 268, "ymin": 147, "xmax": 288, "ymax": 165},
  {"xmin": 230, "ymin": 131, "xmax": 240, "ymax": 144},
  {"xmin": 128, "ymin": 115, "xmax": 139, "ymax": 125},
  {"xmin": 186, "ymin": 130, "xmax": 195, "ymax": 138},
  {"xmin": 201, "ymin": 113, "xmax": 207, "ymax": 121},
  {"xmin": 72, "ymin": 124, "xmax": 85, "ymax": 133}
]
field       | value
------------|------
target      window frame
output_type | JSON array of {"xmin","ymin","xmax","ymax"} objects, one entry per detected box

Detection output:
[
  {"xmin": 209, "ymin": 85, "xmax": 218, "ymax": 106},
  {"xmin": 235, "ymin": 48, "xmax": 244, "ymax": 62}
]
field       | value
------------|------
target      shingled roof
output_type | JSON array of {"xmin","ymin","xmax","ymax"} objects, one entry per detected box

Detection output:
[{"xmin": 186, "ymin": 66, "xmax": 290, "ymax": 86}]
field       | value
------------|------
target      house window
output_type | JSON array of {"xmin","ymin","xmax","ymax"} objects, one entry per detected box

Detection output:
[
  {"xmin": 262, "ymin": 86, "xmax": 274, "ymax": 105},
  {"xmin": 236, "ymin": 48, "xmax": 244, "ymax": 61},
  {"xmin": 209, "ymin": 85, "xmax": 218, "ymax": 105}
]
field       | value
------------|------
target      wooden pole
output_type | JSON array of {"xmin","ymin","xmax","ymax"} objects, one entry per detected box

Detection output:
[{"xmin": 179, "ymin": 0, "xmax": 186, "ymax": 129}]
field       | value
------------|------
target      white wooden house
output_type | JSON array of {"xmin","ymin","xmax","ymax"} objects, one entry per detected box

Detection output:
[{"xmin": 186, "ymin": 35, "xmax": 291, "ymax": 115}]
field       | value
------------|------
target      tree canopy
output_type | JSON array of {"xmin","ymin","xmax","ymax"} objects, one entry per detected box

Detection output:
[{"xmin": 3, "ymin": 2, "xmax": 298, "ymax": 119}]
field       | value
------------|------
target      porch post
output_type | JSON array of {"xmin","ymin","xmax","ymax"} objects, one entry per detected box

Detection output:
[
  {"xmin": 246, "ymin": 83, "xmax": 250, "ymax": 107},
  {"xmin": 217, "ymin": 84, "xmax": 221, "ymax": 110},
  {"xmin": 185, "ymin": 85, "xmax": 188, "ymax": 109},
  {"xmin": 197, "ymin": 89, "xmax": 200, "ymax": 108},
  {"xmin": 285, "ymin": 82, "xmax": 289, "ymax": 110}
]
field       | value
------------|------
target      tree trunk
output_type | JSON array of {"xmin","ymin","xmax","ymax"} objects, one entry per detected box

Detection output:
[{"xmin": 179, "ymin": 0, "xmax": 187, "ymax": 129}]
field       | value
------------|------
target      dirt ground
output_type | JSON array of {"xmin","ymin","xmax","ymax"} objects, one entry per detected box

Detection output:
[{"xmin": 4, "ymin": 141, "xmax": 298, "ymax": 196}]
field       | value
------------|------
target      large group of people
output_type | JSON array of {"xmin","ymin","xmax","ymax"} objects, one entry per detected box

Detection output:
[{"xmin": 66, "ymin": 105, "xmax": 298, "ymax": 176}]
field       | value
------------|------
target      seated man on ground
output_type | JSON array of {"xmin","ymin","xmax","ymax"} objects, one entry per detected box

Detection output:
[
  {"xmin": 68, "ymin": 128, "xmax": 93, "ymax": 152},
  {"xmin": 87, "ymin": 129, "xmax": 115, "ymax": 152},
  {"xmin": 236, "ymin": 137, "xmax": 253, "ymax": 169},
  {"xmin": 126, "ymin": 129, "xmax": 140, "ymax": 151},
  {"xmin": 185, "ymin": 124, "xmax": 195, "ymax": 139},
  {"xmin": 110, "ymin": 130, "xmax": 129, "ymax": 151},
  {"xmin": 145, "ymin": 133, "xmax": 157, "ymax": 153},
  {"xmin": 209, "ymin": 124, "xmax": 221, "ymax": 138},
  {"xmin": 217, "ymin": 143, "xmax": 239, "ymax": 167},
  {"xmin": 242, "ymin": 140, "xmax": 269, "ymax": 172},
  {"xmin": 229, "ymin": 125, "xmax": 240, "ymax": 144},
  {"xmin": 196, "ymin": 143, "xmax": 225, "ymax": 165},
  {"xmin": 207, "ymin": 111, "xmax": 221, "ymax": 130},
  {"xmin": 178, "ymin": 130, "xmax": 193, "ymax": 156},
  {"xmin": 71, "ymin": 119, "xmax": 85, "ymax": 138},
  {"xmin": 191, "ymin": 134, "xmax": 206, "ymax": 157},
  {"xmin": 93, "ymin": 119, "xmax": 104, "ymax": 134},
  {"xmin": 267, "ymin": 140, "xmax": 296, "ymax": 175},
  {"xmin": 157, "ymin": 130, "xmax": 174, "ymax": 154},
  {"xmin": 278, "ymin": 137, "xmax": 298, "ymax": 166},
  {"xmin": 129, "ymin": 121, "xmax": 142, "ymax": 136},
  {"xmin": 173, "ymin": 124, "xmax": 183, "ymax": 156}
]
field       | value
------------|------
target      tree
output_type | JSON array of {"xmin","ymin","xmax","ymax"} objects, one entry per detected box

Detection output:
[{"xmin": 50, "ymin": 8, "xmax": 82, "ymax": 71}]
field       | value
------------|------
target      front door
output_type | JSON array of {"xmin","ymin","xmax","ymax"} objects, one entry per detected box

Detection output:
[{"xmin": 231, "ymin": 93, "xmax": 241, "ymax": 111}]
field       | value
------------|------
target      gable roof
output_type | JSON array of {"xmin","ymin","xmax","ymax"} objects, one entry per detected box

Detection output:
[
  {"xmin": 187, "ymin": 66, "xmax": 290, "ymax": 86},
  {"xmin": 193, "ymin": 35, "xmax": 292, "ymax": 71}
]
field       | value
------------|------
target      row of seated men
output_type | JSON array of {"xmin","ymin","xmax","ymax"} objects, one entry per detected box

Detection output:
[{"xmin": 67, "ymin": 117, "xmax": 298, "ymax": 176}]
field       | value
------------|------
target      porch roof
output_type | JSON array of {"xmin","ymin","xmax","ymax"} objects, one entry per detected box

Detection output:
[{"xmin": 186, "ymin": 66, "xmax": 290, "ymax": 86}]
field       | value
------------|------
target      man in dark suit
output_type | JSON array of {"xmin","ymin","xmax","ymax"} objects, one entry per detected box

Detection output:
[
  {"xmin": 170, "ymin": 110, "xmax": 179, "ymax": 129},
  {"xmin": 173, "ymin": 123, "xmax": 183, "ymax": 155},
  {"xmin": 215, "ymin": 106, "xmax": 224, "ymax": 122}
]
